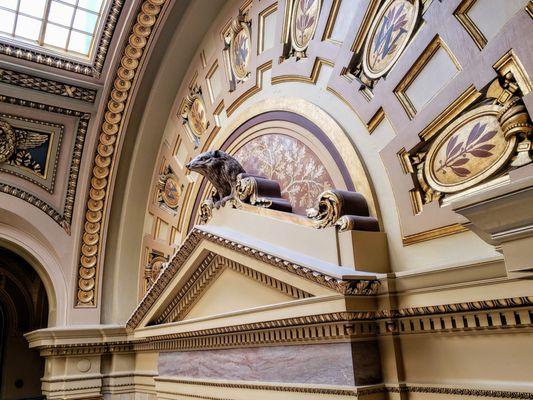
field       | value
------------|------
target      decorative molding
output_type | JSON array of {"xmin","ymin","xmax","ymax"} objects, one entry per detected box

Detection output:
[
  {"xmin": 366, "ymin": 108, "xmax": 385, "ymax": 134},
  {"xmin": 281, "ymin": 0, "xmax": 323, "ymax": 59},
  {"xmin": 402, "ymin": 224, "xmax": 468, "ymax": 246},
  {"xmin": 0, "ymin": 95, "xmax": 90, "ymax": 233},
  {"xmin": 154, "ymin": 255, "xmax": 313, "ymax": 325},
  {"xmin": 0, "ymin": 114, "xmax": 63, "ymax": 192},
  {"xmin": 179, "ymin": 86, "xmax": 209, "ymax": 147},
  {"xmin": 39, "ymin": 295, "xmax": 532, "ymax": 357},
  {"xmin": 0, "ymin": 68, "xmax": 97, "ymax": 103},
  {"xmin": 347, "ymin": 0, "xmax": 422, "ymax": 93},
  {"xmin": 76, "ymin": 0, "xmax": 170, "ymax": 307},
  {"xmin": 0, "ymin": 0, "xmax": 124, "ymax": 78},
  {"xmin": 127, "ymin": 228, "xmax": 380, "ymax": 329},
  {"xmin": 407, "ymin": 70, "xmax": 532, "ymax": 205},
  {"xmin": 306, "ymin": 189, "xmax": 379, "ymax": 232},
  {"xmin": 394, "ymin": 35, "xmax": 461, "ymax": 119},
  {"xmin": 454, "ymin": 0, "xmax": 487, "ymax": 50}
]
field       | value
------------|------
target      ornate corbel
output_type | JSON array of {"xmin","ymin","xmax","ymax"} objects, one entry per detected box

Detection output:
[
  {"xmin": 408, "ymin": 71, "xmax": 532, "ymax": 206},
  {"xmin": 307, "ymin": 189, "xmax": 379, "ymax": 232}
]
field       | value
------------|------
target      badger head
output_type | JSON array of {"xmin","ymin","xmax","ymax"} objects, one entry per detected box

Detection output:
[{"xmin": 185, "ymin": 150, "xmax": 224, "ymax": 175}]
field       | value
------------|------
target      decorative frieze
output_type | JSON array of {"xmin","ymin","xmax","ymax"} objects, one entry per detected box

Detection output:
[{"xmin": 0, "ymin": 68, "xmax": 97, "ymax": 103}]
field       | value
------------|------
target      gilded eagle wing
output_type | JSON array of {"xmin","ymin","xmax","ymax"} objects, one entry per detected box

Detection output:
[{"xmin": 15, "ymin": 129, "xmax": 49, "ymax": 150}]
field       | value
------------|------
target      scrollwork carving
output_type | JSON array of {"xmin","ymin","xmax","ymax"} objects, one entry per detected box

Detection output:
[{"xmin": 408, "ymin": 71, "xmax": 532, "ymax": 205}]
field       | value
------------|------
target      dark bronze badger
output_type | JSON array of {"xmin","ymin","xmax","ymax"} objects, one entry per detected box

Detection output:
[{"xmin": 186, "ymin": 150, "xmax": 245, "ymax": 208}]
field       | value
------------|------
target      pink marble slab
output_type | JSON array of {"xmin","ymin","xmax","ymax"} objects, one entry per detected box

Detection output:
[{"xmin": 158, "ymin": 342, "xmax": 381, "ymax": 386}]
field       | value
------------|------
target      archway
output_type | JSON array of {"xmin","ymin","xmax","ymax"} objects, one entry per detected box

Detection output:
[{"xmin": 0, "ymin": 248, "xmax": 48, "ymax": 400}]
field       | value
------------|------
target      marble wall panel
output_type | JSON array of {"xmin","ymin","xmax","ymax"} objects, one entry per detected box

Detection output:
[{"xmin": 158, "ymin": 342, "xmax": 382, "ymax": 386}]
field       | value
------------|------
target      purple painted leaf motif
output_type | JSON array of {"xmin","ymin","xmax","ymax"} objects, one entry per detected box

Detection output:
[
  {"xmin": 446, "ymin": 135, "xmax": 458, "ymax": 157},
  {"xmin": 449, "ymin": 141, "xmax": 463, "ymax": 159},
  {"xmin": 451, "ymin": 166, "xmax": 470, "ymax": 177},
  {"xmin": 477, "ymin": 130, "xmax": 497, "ymax": 143},
  {"xmin": 476, "ymin": 144, "xmax": 495, "ymax": 151},
  {"xmin": 470, "ymin": 149, "xmax": 493, "ymax": 158},
  {"xmin": 465, "ymin": 122, "xmax": 486, "ymax": 147},
  {"xmin": 450, "ymin": 157, "xmax": 468, "ymax": 167}
]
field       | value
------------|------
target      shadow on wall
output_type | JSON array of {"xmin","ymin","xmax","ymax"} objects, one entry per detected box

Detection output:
[{"xmin": 0, "ymin": 248, "xmax": 48, "ymax": 400}]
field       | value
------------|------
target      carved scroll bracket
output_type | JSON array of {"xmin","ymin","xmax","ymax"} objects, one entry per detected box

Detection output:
[{"xmin": 306, "ymin": 189, "xmax": 379, "ymax": 232}]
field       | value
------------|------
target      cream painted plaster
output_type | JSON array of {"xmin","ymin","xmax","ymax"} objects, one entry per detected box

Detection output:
[{"xmin": 184, "ymin": 268, "xmax": 294, "ymax": 320}]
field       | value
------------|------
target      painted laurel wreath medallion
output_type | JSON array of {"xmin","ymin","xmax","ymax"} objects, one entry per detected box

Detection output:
[
  {"xmin": 230, "ymin": 23, "xmax": 251, "ymax": 81},
  {"xmin": 424, "ymin": 105, "xmax": 516, "ymax": 193},
  {"xmin": 363, "ymin": 0, "xmax": 419, "ymax": 79},
  {"xmin": 290, "ymin": 0, "xmax": 321, "ymax": 52},
  {"xmin": 188, "ymin": 96, "xmax": 208, "ymax": 137},
  {"xmin": 162, "ymin": 175, "xmax": 181, "ymax": 209}
]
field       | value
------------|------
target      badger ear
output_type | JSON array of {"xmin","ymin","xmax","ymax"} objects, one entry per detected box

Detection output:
[{"xmin": 213, "ymin": 150, "xmax": 222, "ymax": 158}]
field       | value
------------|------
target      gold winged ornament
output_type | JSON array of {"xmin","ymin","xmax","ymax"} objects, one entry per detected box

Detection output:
[{"xmin": 0, "ymin": 119, "xmax": 48, "ymax": 169}]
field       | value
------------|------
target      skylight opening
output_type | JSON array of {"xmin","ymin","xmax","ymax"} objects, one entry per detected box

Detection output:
[{"xmin": 0, "ymin": 0, "xmax": 107, "ymax": 60}]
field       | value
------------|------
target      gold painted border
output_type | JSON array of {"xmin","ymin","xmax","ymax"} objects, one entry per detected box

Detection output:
[
  {"xmin": 402, "ymin": 223, "xmax": 468, "ymax": 246},
  {"xmin": 394, "ymin": 35, "xmax": 461, "ymax": 119},
  {"xmin": 258, "ymin": 3, "xmax": 278, "ymax": 55},
  {"xmin": 454, "ymin": 0, "xmax": 486, "ymax": 50}
]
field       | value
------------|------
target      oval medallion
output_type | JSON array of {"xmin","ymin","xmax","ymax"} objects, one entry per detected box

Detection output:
[
  {"xmin": 363, "ymin": 0, "xmax": 419, "ymax": 79},
  {"xmin": 230, "ymin": 23, "xmax": 251, "ymax": 80},
  {"xmin": 424, "ymin": 104, "xmax": 516, "ymax": 193},
  {"xmin": 162, "ymin": 176, "xmax": 181, "ymax": 209},
  {"xmin": 290, "ymin": 0, "xmax": 322, "ymax": 52},
  {"xmin": 188, "ymin": 96, "xmax": 208, "ymax": 137}
]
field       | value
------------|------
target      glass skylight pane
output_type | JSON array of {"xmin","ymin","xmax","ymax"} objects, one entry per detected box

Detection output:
[
  {"xmin": 68, "ymin": 30, "xmax": 92, "ymax": 55},
  {"xmin": 73, "ymin": 9, "xmax": 98, "ymax": 33},
  {"xmin": 0, "ymin": 10, "xmax": 16, "ymax": 34},
  {"xmin": 44, "ymin": 23, "xmax": 69, "ymax": 48},
  {"xmin": 48, "ymin": 1, "xmax": 74, "ymax": 26},
  {"xmin": 78, "ymin": 0, "xmax": 104, "ymax": 13},
  {"xmin": 1, "ymin": 0, "xmax": 19, "ymax": 11},
  {"xmin": 19, "ymin": 0, "xmax": 46, "ymax": 18},
  {"xmin": 61, "ymin": 0, "xmax": 78, "ymax": 4},
  {"xmin": 15, "ymin": 15, "xmax": 41, "ymax": 41}
]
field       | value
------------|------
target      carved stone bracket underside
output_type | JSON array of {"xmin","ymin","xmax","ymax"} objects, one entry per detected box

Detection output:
[{"xmin": 127, "ymin": 227, "xmax": 380, "ymax": 330}]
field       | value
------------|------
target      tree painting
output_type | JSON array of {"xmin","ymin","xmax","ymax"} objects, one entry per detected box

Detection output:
[{"xmin": 295, "ymin": 0, "xmax": 318, "ymax": 46}]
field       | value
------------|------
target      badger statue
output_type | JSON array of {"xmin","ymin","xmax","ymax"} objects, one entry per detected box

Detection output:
[{"xmin": 186, "ymin": 150, "xmax": 245, "ymax": 208}]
